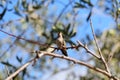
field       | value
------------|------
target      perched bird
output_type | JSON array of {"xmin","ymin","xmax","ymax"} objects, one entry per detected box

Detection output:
[{"xmin": 56, "ymin": 32, "xmax": 68, "ymax": 56}]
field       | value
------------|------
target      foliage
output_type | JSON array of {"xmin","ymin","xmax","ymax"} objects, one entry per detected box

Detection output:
[{"xmin": 0, "ymin": 0, "xmax": 120, "ymax": 80}]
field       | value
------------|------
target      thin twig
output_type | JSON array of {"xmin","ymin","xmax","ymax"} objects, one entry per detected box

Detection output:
[
  {"xmin": 77, "ymin": 41, "xmax": 100, "ymax": 59},
  {"xmin": 107, "ymin": 43, "xmax": 120, "ymax": 64},
  {"xmin": 5, "ymin": 66, "xmax": 12, "ymax": 80},
  {"xmin": 90, "ymin": 19, "xmax": 110, "ymax": 74},
  {"xmin": 0, "ymin": 30, "xmax": 26, "ymax": 58},
  {"xmin": 54, "ymin": 0, "xmax": 74, "ymax": 26},
  {"xmin": 0, "ymin": 29, "xmax": 47, "ymax": 46}
]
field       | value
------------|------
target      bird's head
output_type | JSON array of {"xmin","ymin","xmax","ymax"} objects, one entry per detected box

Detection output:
[{"xmin": 58, "ymin": 32, "xmax": 63, "ymax": 37}]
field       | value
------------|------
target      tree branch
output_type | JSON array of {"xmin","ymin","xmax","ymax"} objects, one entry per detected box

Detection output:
[
  {"xmin": 37, "ymin": 51, "xmax": 118, "ymax": 80},
  {"xmin": 51, "ymin": 40, "xmax": 100, "ymax": 59},
  {"xmin": 90, "ymin": 19, "xmax": 110, "ymax": 74},
  {"xmin": 0, "ymin": 29, "xmax": 47, "ymax": 46},
  {"xmin": 5, "ymin": 53, "xmax": 44, "ymax": 80},
  {"xmin": 5, "ymin": 51, "xmax": 119, "ymax": 80}
]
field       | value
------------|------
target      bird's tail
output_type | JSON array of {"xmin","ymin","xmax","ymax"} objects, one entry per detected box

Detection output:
[{"xmin": 61, "ymin": 49, "xmax": 68, "ymax": 56}]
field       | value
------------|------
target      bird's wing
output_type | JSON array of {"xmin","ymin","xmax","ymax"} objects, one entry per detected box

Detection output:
[
  {"xmin": 63, "ymin": 40, "xmax": 66, "ymax": 47},
  {"xmin": 56, "ymin": 38, "xmax": 62, "ymax": 48}
]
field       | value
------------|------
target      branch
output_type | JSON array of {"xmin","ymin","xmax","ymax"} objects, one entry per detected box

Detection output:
[
  {"xmin": 107, "ymin": 43, "xmax": 120, "ymax": 64},
  {"xmin": 5, "ymin": 60, "xmax": 33, "ymax": 80},
  {"xmin": 0, "ymin": 29, "xmax": 47, "ymax": 46},
  {"xmin": 90, "ymin": 19, "xmax": 110, "ymax": 73},
  {"xmin": 54, "ymin": 0, "xmax": 74, "ymax": 25},
  {"xmin": 50, "ymin": 40, "xmax": 100, "ymax": 59},
  {"xmin": 5, "ymin": 53, "xmax": 44, "ymax": 80},
  {"xmin": 77, "ymin": 41, "xmax": 100, "ymax": 59},
  {"xmin": 5, "ymin": 51, "xmax": 119, "ymax": 80},
  {"xmin": 37, "ymin": 51, "xmax": 118, "ymax": 80},
  {"xmin": 0, "ymin": 30, "xmax": 26, "ymax": 58}
]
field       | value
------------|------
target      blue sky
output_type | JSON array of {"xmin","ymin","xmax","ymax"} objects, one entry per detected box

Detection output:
[{"xmin": 0, "ymin": 0, "xmax": 116, "ymax": 80}]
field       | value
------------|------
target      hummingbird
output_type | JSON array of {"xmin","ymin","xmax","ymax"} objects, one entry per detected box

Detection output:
[{"xmin": 56, "ymin": 32, "xmax": 68, "ymax": 56}]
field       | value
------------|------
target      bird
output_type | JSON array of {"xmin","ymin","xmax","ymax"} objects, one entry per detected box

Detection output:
[{"xmin": 56, "ymin": 32, "xmax": 68, "ymax": 56}]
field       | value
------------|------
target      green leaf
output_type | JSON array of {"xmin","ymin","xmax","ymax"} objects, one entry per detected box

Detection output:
[
  {"xmin": 74, "ymin": 2, "xmax": 87, "ymax": 8},
  {"xmin": 71, "ymin": 32, "xmax": 76, "ymax": 37},
  {"xmin": 66, "ymin": 24, "xmax": 71, "ymax": 31},
  {"xmin": 33, "ymin": 5, "xmax": 41, "ymax": 9},
  {"xmin": 16, "ymin": 56, "xmax": 22, "ymax": 63},
  {"xmin": 81, "ymin": 0, "xmax": 93, "ymax": 7},
  {"xmin": 86, "ymin": 10, "xmax": 92, "ymax": 21},
  {"xmin": 0, "ymin": 7, "xmax": 7, "ymax": 20},
  {"xmin": 1, "ymin": 61, "xmax": 16, "ymax": 69}
]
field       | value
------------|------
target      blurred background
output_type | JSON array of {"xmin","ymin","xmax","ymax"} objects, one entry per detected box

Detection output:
[{"xmin": 0, "ymin": 0, "xmax": 120, "ymax": 80}]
